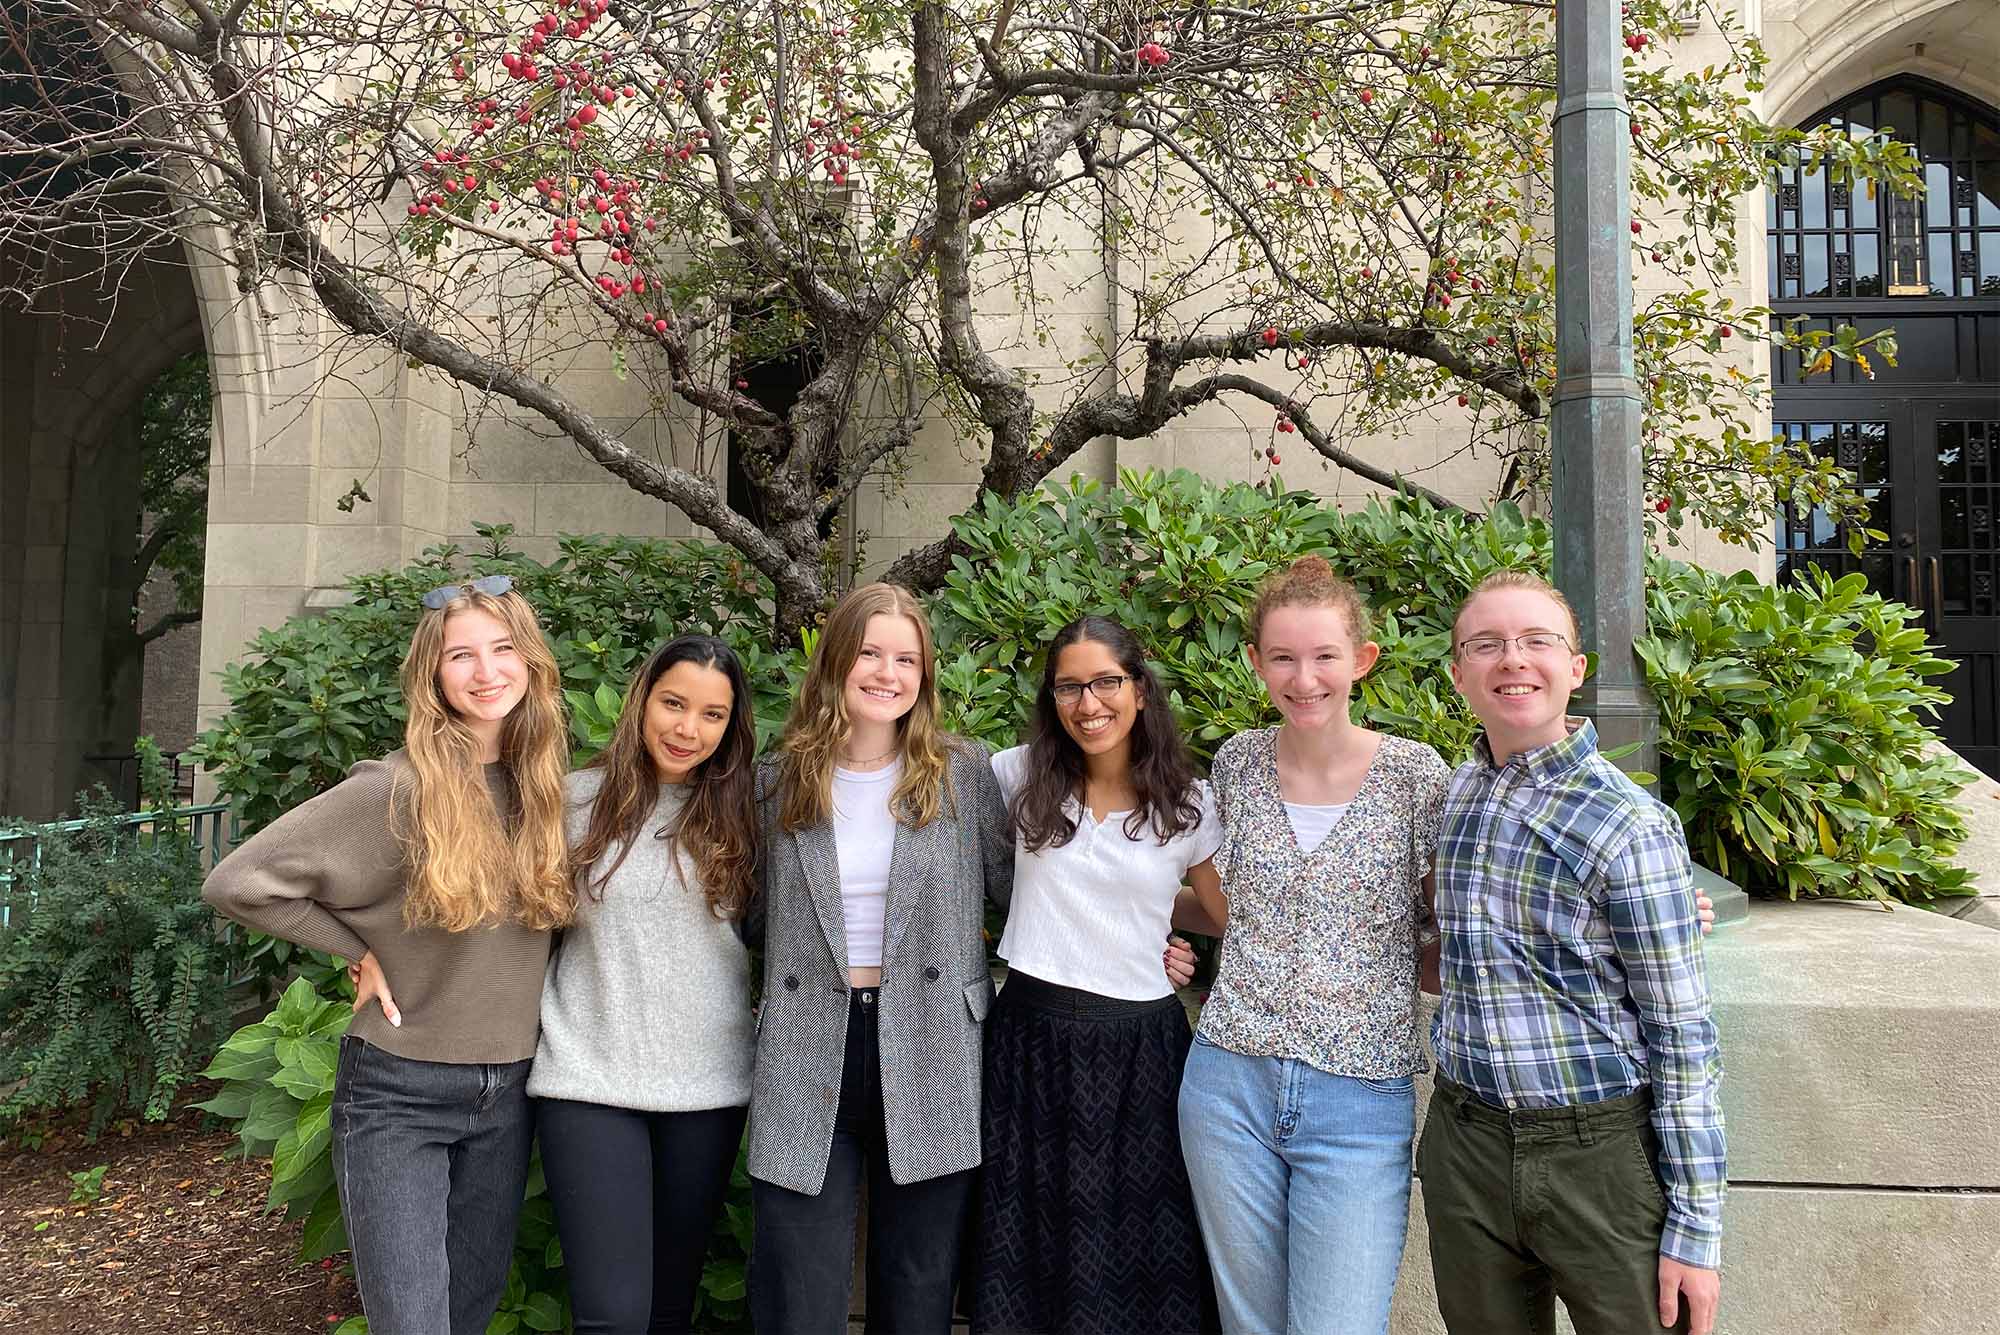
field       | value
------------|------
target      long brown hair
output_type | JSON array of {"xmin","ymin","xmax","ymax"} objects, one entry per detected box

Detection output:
[
  {"xmin": 777, "ymin": 583, "xmax": 954, "ymax": 832},
  {"xmin": 1011, "ymin": 616, "xmax": 1202, "ymax": 852},
  {"xmin": 571, "ymin": 635, "xmax": 757, "ymax": 918},
  {"xmin": 396, "ymin": 588, "xmax": 572, "ymax": 932}
]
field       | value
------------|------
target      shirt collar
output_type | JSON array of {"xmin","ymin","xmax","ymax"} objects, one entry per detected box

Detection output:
[{"xmin": 1473, "ymin": 716, "xmax": 1597, "ymax": 785}]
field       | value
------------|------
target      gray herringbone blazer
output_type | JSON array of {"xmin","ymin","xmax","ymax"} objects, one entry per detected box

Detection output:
[{"xmin": 746, "ymin": 740, "xmax": 1013, "ymax": 1195}]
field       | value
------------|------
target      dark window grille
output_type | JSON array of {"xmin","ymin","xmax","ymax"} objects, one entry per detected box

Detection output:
[{"xmin": 1768, "ymin": 81, "xmax": 2000, "ymax": 300}]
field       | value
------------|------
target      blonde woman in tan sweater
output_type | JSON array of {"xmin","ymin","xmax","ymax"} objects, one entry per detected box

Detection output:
[{"xmin": 203, "ymin": 577, "xmax": 573, "ymax": 1335}]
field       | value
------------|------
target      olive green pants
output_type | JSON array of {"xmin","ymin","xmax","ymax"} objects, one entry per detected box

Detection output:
[{"xmin": 1417, "ymin": 1079, "xmax": 1689, "ymax": 1335}]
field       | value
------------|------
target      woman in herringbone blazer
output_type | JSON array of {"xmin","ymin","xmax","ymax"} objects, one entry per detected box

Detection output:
[{"xmin": 747, "ymin": 582, "xmax": 1015, "ymax": 1335}]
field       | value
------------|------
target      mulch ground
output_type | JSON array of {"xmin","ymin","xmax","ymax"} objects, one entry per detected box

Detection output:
[{"xmin": 0, "ymin": 1085, "xmax": 358, "ymax": 1334}]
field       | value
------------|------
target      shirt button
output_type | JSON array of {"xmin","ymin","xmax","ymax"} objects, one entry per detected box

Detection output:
[
  {"xmin": 1476, "ymin": 844, "xmax": 1489, "ymax": 856},
  {"xmin": 1478, "ymin": 968, "xmax": 1489, "ymax": 977}
]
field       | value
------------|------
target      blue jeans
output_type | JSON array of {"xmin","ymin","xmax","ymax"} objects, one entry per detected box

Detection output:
[
  {"xmin": 330, "ymin": 1036, "xmax": 534, "ymax": 1335},
  {"xmin": 1178, "ymin": 1036, "xmax": 1416, "ymax": 1335}
]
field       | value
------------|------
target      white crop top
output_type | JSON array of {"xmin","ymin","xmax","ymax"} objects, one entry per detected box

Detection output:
[{"xmin": 831, "ymin": 761, "xmax": 900, "ymax": 969}]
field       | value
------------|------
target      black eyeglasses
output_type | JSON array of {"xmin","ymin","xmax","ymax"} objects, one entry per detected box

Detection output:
[
  {"xmin": 1051, "ymin": 674, "xmax": 1132, "ymax": 705},
  {"xmin": 420, "ymin": 574, "xmax": 514, "ymax": 610}
]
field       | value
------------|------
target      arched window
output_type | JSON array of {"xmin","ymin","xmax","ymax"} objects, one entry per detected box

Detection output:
[
  {"xmin": 1769, "ymin": 80, "xmax": 2000, "ymax": 301},
  {"xmin": 1768, "ymin": 77, "xmax": 2000, "ymax": 775}
]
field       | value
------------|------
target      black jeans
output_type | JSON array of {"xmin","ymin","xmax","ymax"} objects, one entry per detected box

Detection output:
[
  {"xmin": 750, "ymin": 987, "xmax": 975, "ymax": 1335},
  {"xmin": 1418, "ymin": 1079, "xmax": 1687, "ymax": 1335},
  {"xmin": 535, "ymin": 1097, "xmax": 748, "ymax": 1334},
  {"xmin": 330, "ymin": 1036, "xmax": 534, "ymax": 1335}
]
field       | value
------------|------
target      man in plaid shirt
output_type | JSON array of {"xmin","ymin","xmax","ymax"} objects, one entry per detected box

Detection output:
[{"xmin": 1420, "ymin": 571, "xmax": 1724, "ymax": 1335}]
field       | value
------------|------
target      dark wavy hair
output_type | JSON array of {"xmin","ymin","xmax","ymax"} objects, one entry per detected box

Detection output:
[
  {"xmin": 1010, "ymin": 616, "xmax": 1203, "ymax": 852},
  {"xmin": 572, "ymin": 634, "xmax": 758, "ymax": 917}
]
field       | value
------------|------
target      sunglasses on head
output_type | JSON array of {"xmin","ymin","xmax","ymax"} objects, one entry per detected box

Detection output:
[{"xmin": 419, "ymin": 574, "xmax": 514, "ymax": 610}]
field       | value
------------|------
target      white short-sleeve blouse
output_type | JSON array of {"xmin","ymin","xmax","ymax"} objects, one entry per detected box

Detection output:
[{"xmin": 989, "ymin": 744, "xmax": 1223, "ymax": 1001}]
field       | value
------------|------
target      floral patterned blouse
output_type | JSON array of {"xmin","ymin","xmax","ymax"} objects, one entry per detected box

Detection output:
[{"xmin": 1198, "ymin": 728, "xmax": 1452, "ymax": 1079}]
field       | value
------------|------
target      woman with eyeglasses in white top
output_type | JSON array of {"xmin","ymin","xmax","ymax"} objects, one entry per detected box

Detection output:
[{"xmin": 971, "ymin": 614, "xmax": 1221, "ymax": 1335}]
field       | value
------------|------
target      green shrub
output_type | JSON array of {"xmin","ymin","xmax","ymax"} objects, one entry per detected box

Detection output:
[
  {"xmin": 0, "ymin": 785, "xmax": 242, "ymax": 1133},
  {"xmin": 1639, "ymin": 564, "xmax": 1972, "ymax": 902}
]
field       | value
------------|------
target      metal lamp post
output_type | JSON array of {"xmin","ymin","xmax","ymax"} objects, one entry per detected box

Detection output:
[{"xmin": 1550, "ymin": 0, "xmax": 1659, "ymax": 781}]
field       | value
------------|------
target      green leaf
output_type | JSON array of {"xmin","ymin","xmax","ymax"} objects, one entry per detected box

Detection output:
[
  {"xmin": 241, "ymin": 1084, "xmax": 300, "ymax": 1145},
  {"xmin": 519, "ymin": 1292, "xmax": 563, "ymax": 1331},
  {"xmin": 301, "ymin": 1182, "xmax": 349, "ymax": 1259}
]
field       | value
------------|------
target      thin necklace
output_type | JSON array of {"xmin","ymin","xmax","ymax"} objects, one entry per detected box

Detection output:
[{"xmin": 840, "ymin": 745, "xmax": 898, "ymax": 767}]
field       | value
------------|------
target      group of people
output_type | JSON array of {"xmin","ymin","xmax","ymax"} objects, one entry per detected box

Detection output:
[{"xmin": 202, "ymin": 557, "xmax": 1725, "ymax": 1335}]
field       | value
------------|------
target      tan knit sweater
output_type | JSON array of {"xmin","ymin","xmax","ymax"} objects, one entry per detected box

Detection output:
[{"xmin": 201, "ymin": 751, "xmax": 551, "ymax": 1063}]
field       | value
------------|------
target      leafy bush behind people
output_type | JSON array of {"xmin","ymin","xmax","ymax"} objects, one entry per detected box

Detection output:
[{"xmin": 931, "ymin": 471, "xmax": 1970, "ymax": 903}]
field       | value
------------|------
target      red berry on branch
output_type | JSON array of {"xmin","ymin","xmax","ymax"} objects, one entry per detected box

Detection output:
[{"xmin": 1262, "ymin": 326, "xmax": 1280, "ymax": 347}]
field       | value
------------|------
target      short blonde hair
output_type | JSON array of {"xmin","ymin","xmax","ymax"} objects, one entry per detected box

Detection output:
[
  {"xmin": 1451, "ymin": 570, "xmax": 1581, "ymax": 651},
  {"xmin": 1248, "ymin": 555, "xmax": 1373, "ymax": 647}
]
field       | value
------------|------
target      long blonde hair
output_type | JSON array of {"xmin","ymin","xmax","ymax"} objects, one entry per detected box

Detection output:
[
  {"xmin": 778, "ymin": 583, "xmax": 955, "ymax": 832},
  {"xmin": 396, "ymin": 587, "xmax": 573, "ymax": 932}
]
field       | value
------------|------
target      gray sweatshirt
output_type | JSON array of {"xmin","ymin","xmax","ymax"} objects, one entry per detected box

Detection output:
[{"xmin": 527, "ymin": 768, "xmax": 755, "ymax": 1111}]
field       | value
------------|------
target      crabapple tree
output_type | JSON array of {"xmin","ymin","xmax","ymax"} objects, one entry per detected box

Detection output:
[{"xmin": 0, "ymin": 0, "xmax": 1918, "ymax": 635}]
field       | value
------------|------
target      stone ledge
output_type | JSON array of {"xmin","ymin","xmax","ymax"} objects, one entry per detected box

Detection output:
[{"xmin": 1709, "ymin": 898, "xmax": 2000, "ymax": 1186}]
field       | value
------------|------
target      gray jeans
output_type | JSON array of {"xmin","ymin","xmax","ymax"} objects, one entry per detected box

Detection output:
[{"xmin": 330, "ymin": 1035, "xmax": 533, "ymax": 1335}]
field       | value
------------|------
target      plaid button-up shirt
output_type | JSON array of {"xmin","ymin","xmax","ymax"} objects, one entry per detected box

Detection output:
[{"xmin": 1434, "ymin": 719, "xmax": 1725, "ymax": 1269}]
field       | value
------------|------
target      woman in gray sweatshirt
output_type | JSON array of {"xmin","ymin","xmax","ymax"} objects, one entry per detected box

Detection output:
[{"xmin": 527, "ymin": 634, "xmax": 760, "ymax": 1335}]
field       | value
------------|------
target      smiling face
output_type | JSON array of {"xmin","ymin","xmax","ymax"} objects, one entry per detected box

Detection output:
[
  {"xmin": 1051, "ymin": 638, "xmax": 1143, "ymax": 765},
  {"xmin": 843, "ymin": 613, "xmax": 925, "ymax": 733},
  {"xmin": 1450, "ymin": 585, "xmax": 1588, "ymax": 759},
  {"xmin": 643, "ymin": 659, "xmax": 736, "ymax": 783},
  {"xmin": 1248, "ymin": 604, "xmax": 1380, "ymax": 729},
  {"xmin": 436, "ymin": 607, "xmax": 527, "ymax": 735}
]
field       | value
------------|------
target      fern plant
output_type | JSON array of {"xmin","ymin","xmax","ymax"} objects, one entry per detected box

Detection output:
[{"xmin": 0, "ymin": 787, "xmax": 240, "ymax": 1133}]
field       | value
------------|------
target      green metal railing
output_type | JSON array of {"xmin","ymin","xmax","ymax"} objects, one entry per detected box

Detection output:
[{"xmin": 0, "ymin": 803, "xmax": 240, "ymax": 929}]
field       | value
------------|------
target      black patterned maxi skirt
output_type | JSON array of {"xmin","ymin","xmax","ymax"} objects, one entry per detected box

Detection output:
[{"xmin": 969, "ymin": 971, "xmax": 1219, "ymax": 1335}]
